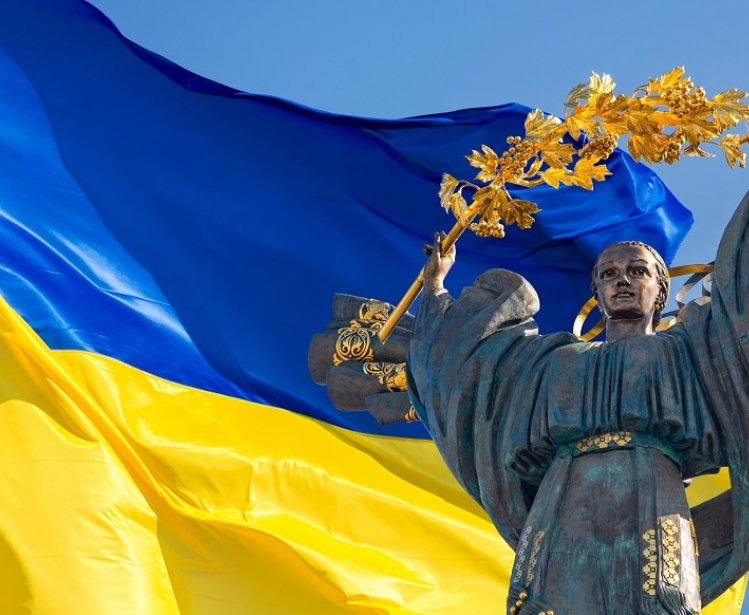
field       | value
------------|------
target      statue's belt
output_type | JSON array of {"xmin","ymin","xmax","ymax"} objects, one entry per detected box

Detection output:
[{"xmin": 556, "ymin": 430, "xmax": 683, "ymax": 469}]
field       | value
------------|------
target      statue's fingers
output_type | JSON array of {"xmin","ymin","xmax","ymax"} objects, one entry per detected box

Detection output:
[
  {"xmin": 432, "ymin": 234, "xmax": 443, "ymax": 260},
  {"xmin": 423, "ymin": 244, "xmax": 433, "ymax": 257},
  {"xmin": 435, "ymin": 231, "xmax": 455, "ymax": 260}
]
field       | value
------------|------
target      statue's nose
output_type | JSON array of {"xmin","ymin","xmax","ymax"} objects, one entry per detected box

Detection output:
[{"xmin": 617, "ymin": 275, "xmax": 631, "ymax": 286}]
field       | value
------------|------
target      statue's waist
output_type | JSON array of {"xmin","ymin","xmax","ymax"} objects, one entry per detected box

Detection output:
[{"xmin": 555, "ymin": 430, "xmax": 683, "ymax": 470}]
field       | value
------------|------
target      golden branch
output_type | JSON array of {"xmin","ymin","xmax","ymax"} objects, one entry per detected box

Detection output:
[{"xmin": 377, "ymin": 67, "xmax": 749, "ymax": 343}]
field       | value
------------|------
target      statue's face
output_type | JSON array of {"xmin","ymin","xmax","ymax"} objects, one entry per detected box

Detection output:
[{"xmin": 593, "ymin": 244, "xmax": 661, "ymax": 321}]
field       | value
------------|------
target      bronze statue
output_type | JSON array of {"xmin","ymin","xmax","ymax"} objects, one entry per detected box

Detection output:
[{"xmin": 405, "ymin": 192, "xmax": 749, "ymax": 614}]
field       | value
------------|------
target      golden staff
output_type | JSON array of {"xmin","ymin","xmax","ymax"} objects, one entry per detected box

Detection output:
[
  {"xmin": 377, "ymin": 216, "xmax": 468, "ymax": 343},
  {"xmin": 376, "ymin": 67, "xmax": 749, "ymax": 344}
]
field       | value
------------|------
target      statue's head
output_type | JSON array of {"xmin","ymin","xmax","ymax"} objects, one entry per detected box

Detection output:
[{"xmin": 591, "ymin": 241, "xmax": 670, "ymax": 330}]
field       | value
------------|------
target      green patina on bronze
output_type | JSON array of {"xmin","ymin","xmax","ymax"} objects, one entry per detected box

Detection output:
[{"xmin": 407, "ymin": 192, "xmax": 749, "ymax": 613}]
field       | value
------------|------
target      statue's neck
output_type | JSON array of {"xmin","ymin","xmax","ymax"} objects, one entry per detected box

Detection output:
[{"xmin": 605, "ymin": 315, "xmax": 655, "ymax": 342}]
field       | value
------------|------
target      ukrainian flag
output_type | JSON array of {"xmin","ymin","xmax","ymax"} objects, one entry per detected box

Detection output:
[{"xmin": 0, "ymin": 0, "xmax": 741, "ymax": 613}]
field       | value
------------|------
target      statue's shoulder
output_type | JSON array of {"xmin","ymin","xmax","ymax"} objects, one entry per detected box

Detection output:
[{"xmin": 453, "ymin": 268, "xmax": 540, "ymax": 323}]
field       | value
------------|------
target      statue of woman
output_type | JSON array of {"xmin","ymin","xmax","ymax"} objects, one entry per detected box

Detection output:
[{"xmin": 407, "ymin": 192, "xmax": 749, "ymax": 614}]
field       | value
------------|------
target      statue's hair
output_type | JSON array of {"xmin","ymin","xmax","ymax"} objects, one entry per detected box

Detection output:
[{"xmin": 591, "ymin": 241, "xmax": 670, "ymax": 327}]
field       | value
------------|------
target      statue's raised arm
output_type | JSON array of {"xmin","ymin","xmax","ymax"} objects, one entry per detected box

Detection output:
[{"xmin": 677, "ymin": 190, "xmax": 749, "ymax": 605}]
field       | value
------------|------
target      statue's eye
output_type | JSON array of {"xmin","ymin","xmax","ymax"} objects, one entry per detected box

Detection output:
[
  {"xmin": 601, "ymin": 268, "xmax": 616, "ymax": 279},
  {"xmin": 632, "ymin": 266, "xmax": 648, "ymax": 276}
]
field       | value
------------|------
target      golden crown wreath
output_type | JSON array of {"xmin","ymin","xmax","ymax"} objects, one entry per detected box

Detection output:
[{"xmin": 377, "ymin": 67, "xmax": 749, "ymax": 343}]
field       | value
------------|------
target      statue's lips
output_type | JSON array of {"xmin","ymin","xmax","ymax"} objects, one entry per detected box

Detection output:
[{"xmin": 612, "ymin": 292, "xmax": 635, "ymax": 300}]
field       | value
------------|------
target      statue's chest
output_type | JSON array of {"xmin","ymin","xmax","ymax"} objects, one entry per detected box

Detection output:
[{"xmin": 542, "ymin": 336, "xmax": 691, "ymax": 431}]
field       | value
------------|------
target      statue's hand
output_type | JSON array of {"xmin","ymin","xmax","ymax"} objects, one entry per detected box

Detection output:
[{"xmin": 423, "ymin": 231, "xmax": 456, "ymax": 295}]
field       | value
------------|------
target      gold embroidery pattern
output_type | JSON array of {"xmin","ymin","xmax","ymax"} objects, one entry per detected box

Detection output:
[
  {"xmin": 525, "ymin": 530, "xmax": 545, "ymax": 586},
  {"xmin": 642, "ymin": 529, "xmax": 657, "ymax": 596},
  {"xmin": 362, "ymin": 362, "xmax": 407, "ymax": 392},
  {"xmin": 333, "ymin": 321, "xmax": 375, "ymax": 366},
  {"xmin": 358, "ymin": 299, "xmax": 391, "ymax": 325},
  {"xmin": 513, "ymin": 525, "xmax": 532, "ymax": 584},
  {"xmin": 575, "ymin": 431, "xmax": 632, "ymax": 452},
  {"xmin": 660, "ymin": 518, "xmax": 681, "ymax": 586}
]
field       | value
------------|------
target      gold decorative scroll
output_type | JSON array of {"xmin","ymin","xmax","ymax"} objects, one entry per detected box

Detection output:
[
  {"xmin": 333, "ymin": 301, "xmax": 396, "ymax": 364},
  {"xmin": 358, "ymin": 299, "xmax": 392, "ymax": 324},
  {"xmin": 362, "ymin": 362, "xmax": 407, "ymax": 392},
  {"xmin": 333, "ymin": 321, "xmax": 375, "ymax": 366}
]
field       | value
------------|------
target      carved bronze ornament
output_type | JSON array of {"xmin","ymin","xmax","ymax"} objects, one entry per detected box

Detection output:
[
  {"xmin": 333, "ymin": 321, "xmax": 375, "ymax": 366},
  {"xmin": 331, "ymin": 300, "xmax": 396, "ymax": 365},
  {"xmin": 358, "ymin": 299, "xmax": 391, "ymax": 324},
  {"xmin": 362, "ymin": 362, "xmax": 407, "ymax": 392}
]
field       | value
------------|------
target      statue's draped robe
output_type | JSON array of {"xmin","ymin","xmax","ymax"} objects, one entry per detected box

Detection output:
[{"xmin": 408, "ymin": 193, "xmax": 749, "ymax": 614}]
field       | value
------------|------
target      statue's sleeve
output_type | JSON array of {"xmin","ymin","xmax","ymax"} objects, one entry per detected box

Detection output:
[
  {"xmin": 679, "ymin": 190, "xmax": 749, "ymax": 605},
  {"xmin": 407, "ymin": 268, "xmax": 561, "ymax": 547}
]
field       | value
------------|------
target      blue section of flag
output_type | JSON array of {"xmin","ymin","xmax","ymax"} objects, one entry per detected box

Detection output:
[{"xmin": 0, "ymin": 0, "xmax": 692, "ymax": 437}]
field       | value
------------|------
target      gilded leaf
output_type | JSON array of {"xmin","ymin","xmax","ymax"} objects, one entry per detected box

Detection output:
[
  {"xmin": 588, "ymin": 72, "xmax": 615, "ymax": 95},
  {"xmin": 627, "ymin": 111, "xmax": 662, "ymax": 135},
  {"xmin": 542, "ymin": 142, "xmax": 576, "ymax": 169},
  {"xmin": 502, "ymin": 198, "xmax": 540, "ymax": 229},
  {"xmin": 525, "ymin": 109, "xmax": 562, "ymax": 141},
  {"xmin": 572, "ymin": 158, "xmax": 611, "ymax": 189},
  {"xmin": 541, "ymin": 167, "xmax": 574, "ymax": 189},
  {"xmin": 599, "ymin": 96, "xmax": 630, "ymax": 136},
  {"xmin": 438, "ymin": 173, "xmax": 459, "ymax": 210},
  {"xmin": 658, "ymin": 67, "xmax": 686, "ymax": 90},
  {"xmin": 470, "ymin": 184, "xmax": 503, "ymax": 217},
  {"xmin": 712, "ymin": 89, "xmax": 749, "ymax": 128},
  {"xmin": 636, "ymin": 133, "xmax": 671, "ymax": 164},
  {"xmin": 641, "ymin": 94, "xmax": 669, "ymax": 108},
  {"xmin": 627, "ymin": 134, "xmax": 648, "ymax": 162},
  {"xmin": 683, "ymin": 122, "xmax": 720, "ymax": 146},
  {"xmin": 591, "ymin": 91, "xmax": 615, "ymax": 114},
  {"xmin": 448, "ymin": 192, "xmax": 469, "ymax": 221},
  {"xmin": 526, "ymin": 156, "xmax": 544, "ymax": 177},
  {"xmin": 466, "ymin": 145, "xmax": 500, "ymax": 182},
  {"xmin": 720, "ymin": 134, "xmax": 746, "ymax": 168},
  {"xmin": 652, "ymin": 111, "xmax": 683, "ymax": 130},
  {"xmin": 645, "ymin": 67, "xmax": 686, "ymax": 97},
  {"xmin": 691, "ymin": 115, "xmax": 722, "ymax": 138},
  {"xmin": 683, "ymin": 143, "xmax": 713, "ymax": 158},
  {"xmin": 565, "ymin": 83, "xmax": 589, "ymax": 111},
  {"xmin": 565, "ymin": 106, "xmax": 599, "ymax": 140},
  {"xmin": 600, "ymin": 113, "xmax": 628, "ymax": 137}
]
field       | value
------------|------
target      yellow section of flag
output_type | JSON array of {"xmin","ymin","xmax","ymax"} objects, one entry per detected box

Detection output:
[{"xmin": 0, "ymin": 294, "xmax": 741, "ymax": 613}]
